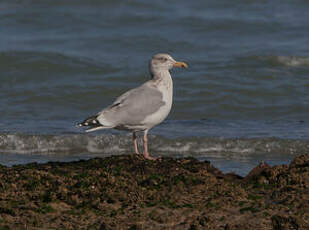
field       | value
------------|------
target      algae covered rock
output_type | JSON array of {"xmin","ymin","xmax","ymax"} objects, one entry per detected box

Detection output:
[{"xmin": 0, "ymin": 154, "xmax": 308, "ymax": 229}]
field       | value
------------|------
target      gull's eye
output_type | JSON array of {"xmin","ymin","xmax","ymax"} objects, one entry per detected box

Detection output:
[{"xmin": 159, "ymin": 57, "xmax": 168, "ymax": 62}]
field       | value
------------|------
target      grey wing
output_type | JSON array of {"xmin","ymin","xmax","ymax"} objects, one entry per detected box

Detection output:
[{"xmin": 96, "ymin": 83, "xmax": 166, "ymax": 126}]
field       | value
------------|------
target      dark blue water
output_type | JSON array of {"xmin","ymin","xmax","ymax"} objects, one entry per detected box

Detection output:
[{"xmin": 1, "ymin": 0, "xmax": 309, "ymax": 175}]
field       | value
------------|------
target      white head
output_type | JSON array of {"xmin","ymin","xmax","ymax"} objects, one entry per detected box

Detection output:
[{"xmin": 149, "ymin": 53, "xmax": 187, "ymax": 77}]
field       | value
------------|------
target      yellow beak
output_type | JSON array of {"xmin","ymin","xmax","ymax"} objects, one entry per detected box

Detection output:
[{"xmin": 173, "ymin": 61, "xmax": 188, "ymax": 68}]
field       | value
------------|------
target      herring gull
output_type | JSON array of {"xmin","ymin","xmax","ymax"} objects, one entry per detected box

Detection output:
[{"xmin": 78, "ymin": 53, "xmax": 188, "ymax": 160}]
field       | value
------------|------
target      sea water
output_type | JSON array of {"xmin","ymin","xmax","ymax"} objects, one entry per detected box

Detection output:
[{"xmin": 1, "ymin": 0, "xmax": 309, "ymax": 175}]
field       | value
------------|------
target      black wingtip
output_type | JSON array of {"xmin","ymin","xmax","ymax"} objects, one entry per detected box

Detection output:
[
  {"xmin": 76, "ymin": 123, "xmax": 83, "ymax": 127},
  {"xmin": 78, "ymin": 115, "xmax": 100, "ymax": 127}
]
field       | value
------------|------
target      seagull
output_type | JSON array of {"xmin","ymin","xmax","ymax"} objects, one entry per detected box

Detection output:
[{"xmin": 78, "ymin": 53, "xmax": 188, "ymax": 160}]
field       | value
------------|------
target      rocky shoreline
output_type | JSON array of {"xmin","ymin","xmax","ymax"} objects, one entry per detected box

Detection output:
[{"xmin": 0, "ymin": 154, "xmax": 308, "ymax": 229}]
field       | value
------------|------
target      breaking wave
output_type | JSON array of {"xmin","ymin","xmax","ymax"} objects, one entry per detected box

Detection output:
[
  {"xmin": 0, "ymin": 133, "xmax": 307, "ymax": 157},
  {"xmin": 266, "ymin": 55, "xmax": 309, "ymax": 67}
]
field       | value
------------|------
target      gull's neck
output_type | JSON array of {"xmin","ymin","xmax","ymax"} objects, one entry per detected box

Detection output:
[{"xmin": 150, "ymin": 68, "xmax": 172, "ymax": 81}]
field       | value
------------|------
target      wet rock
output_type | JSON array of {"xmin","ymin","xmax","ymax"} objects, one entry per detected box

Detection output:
[
  {"xmin": 0, "ymin": 154, "xmax": 308, "ymax": 229},
  {"xmin": 271, "ymin": 215, "xmax": 299, "ymax": 230},
  {"xmin": 289, "ymin": 154, "xmax": 309, "ymax": 168},
  {"xmin": 100, "ymin": 222, "xmax": 107, "ymax": 230}
]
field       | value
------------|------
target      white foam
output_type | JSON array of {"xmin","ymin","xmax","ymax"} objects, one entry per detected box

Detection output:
[
  {"xmin": 275, "ymin": 56, "xmax": 309, "ymax": 67},
  {"xmin": 0, "ymin": 134, "xmax": 307, "ymax": 158}
]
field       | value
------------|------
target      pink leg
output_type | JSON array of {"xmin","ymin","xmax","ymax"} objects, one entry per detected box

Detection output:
[
  {"xmin": 133, "ymin": 132, "xmax": 140, "ymax": 155},
  {"xmin": 143, "ymin": 130, "xmax": 156, "ymax": 160}
]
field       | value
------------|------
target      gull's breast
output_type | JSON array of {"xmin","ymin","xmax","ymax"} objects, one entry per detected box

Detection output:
[{"xmin": 141, "ymin": 79, "xmax": 173, "ymax": 129}]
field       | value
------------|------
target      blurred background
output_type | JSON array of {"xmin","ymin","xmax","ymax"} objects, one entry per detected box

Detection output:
[{"xmin": 0, "ymin": 0, "xmax": 309, "ymax": 175}]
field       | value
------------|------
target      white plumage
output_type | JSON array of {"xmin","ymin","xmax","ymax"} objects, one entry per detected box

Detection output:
[{"xmin": 78, "ymin": 53, "xmax": 188, "ymax": 160}]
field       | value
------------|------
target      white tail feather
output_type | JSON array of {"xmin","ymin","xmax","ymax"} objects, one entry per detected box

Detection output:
[{"xmin": 85, "ymin": 126, "xmax": 113, "ymax": 132}]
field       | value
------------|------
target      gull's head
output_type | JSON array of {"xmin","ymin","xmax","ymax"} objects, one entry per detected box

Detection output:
[{"xmin": 150, "ymin": 53, "xmax": 188, "ymax": 72}]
